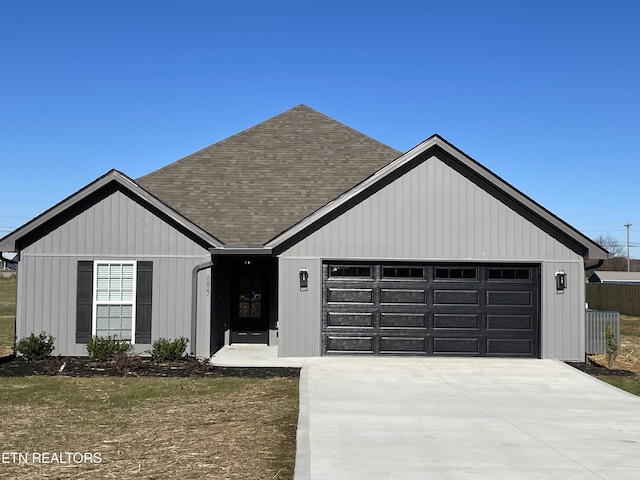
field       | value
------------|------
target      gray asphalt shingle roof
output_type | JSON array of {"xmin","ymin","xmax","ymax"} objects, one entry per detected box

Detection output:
[{"xmin": 136, "ymin": 105, "xmax": 402, "ymax": 246}]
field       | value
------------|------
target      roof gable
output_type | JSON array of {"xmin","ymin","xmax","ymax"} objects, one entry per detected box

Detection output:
[
  {"xmin": 0, "ymin": 170, "xmax": 223, "ymax": 251},
  {"xmin": 136, "ymin": 105, "xmax": 402, "ymax": 246},
  {"xmin": 266, "ymin": 135, "xmax": 608, "ymax": 260}
]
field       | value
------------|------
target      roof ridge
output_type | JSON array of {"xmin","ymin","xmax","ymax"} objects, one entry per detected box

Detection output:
[
  {"xmin": 134, "ymin": 105, "xmax": 404, "ymax": 245},
  {"xmin": 137, "ymin": 105, "xmax": 401, "ymax": 182},
  {"xmin": 137, "ymin": 106, "xmax": 305, "ymax": 182}
]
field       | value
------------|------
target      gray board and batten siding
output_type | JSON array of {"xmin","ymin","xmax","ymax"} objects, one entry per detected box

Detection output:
[
  {"xmin": 276, "ymin": 146, "xmax": 589, "ymax": 360},
  {"xmin": 13, "ymin": 184, "xmax": 213, "ymax": 357},
  {"xmin": 2, "ymin": 107, "xmax": 608, "ymax": 361}
]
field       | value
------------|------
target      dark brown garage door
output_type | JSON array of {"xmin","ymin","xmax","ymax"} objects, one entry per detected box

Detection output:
[{"xmin": 322, "ymin": 263, "xmax": 540, "ymax": 357}]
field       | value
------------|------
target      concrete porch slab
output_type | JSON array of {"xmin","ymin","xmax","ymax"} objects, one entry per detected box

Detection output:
[{"xmin": 209, "ymin": 344, "xmax": 312, "ymax": 368}]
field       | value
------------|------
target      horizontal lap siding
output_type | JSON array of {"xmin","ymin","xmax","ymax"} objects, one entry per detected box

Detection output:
[
  {"xmin": 18, "ymin": 190, "xmax": 211, "ymax": 356},
  {"xmin": 279, "ymin": 155, "xmax": 585, "ymax": 360}
]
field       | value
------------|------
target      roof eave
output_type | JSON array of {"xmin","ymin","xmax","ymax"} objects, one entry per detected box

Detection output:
[
  {"xmin": 209, "ymin": 246, "xmax": 273, "ymax": 256},
  {"xmin": 265, "ymin": 135, "xmax": 608, "ymax": 260},
  {"xmin": 432, "ymin": 136, "xmax": 608, "ymax": 260},
  {"xmin": 0, "ymin": 170, "xmax": 224, "ymax": 252}
]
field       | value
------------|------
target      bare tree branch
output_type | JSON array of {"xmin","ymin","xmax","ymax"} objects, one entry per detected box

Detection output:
[{"xmin": 593, "ymin": 233, "xmax": 626, "ymax": 258}]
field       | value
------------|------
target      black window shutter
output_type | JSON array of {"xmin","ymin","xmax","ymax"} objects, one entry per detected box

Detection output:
[
  {"xmin": 76, "ymin": 261, "xmax": 94, "ymax": 344},
  {"xmin": 136, "ymin": 261, "xmax": 153, "ymax": 344}
]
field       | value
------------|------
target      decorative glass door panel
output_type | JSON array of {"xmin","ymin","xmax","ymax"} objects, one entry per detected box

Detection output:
[{"xmin": 230, "ymin": 261, "xmax": 269, "ymax": 344}]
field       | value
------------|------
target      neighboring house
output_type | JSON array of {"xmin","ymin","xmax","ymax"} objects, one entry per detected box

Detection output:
[
  {"xmin": 588, "ymin": 271, "xmax": 640, "ymax": 284},
  {"xmin": 0, "ymin": 105, "xmax": 607, "ymax": 360},
  {"xmin": 1, "ymin": 252, "xmax": 17, "ymax": 272}
]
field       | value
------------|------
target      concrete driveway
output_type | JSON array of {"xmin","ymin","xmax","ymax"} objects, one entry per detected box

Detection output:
[{"xmin": 294, "ymin": 357, "xmax": 640, "ymax": 480}]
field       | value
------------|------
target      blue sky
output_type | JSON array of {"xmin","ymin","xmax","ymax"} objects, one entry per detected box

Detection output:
[{"xmin": 1, "ymin": 1, "xmax": 638, "ymax": 254}]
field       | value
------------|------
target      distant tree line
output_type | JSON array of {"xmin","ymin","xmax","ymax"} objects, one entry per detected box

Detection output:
[{"xmin": 586, "ymin": 233, "xmax": 639, "ymax": 272}]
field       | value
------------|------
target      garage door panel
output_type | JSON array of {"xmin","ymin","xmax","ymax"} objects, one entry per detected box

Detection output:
[
  {"xmin": 327, "ymin": 288, "xmax": 373, "ymax": 304},
  {"xmin": 486, "ymin": 290, "xmax": 531, "ymax": 306},
  {"xmin": 433, "ymin": 290, "xmax": 479, "ymax": 305},
  {"xmin": 433, "ymin": 337, "xmax": 480, "ymax": 354},
  {"xmin": 433, "ymin": 313, "xmax": 479, "ymax": 330},
  {"xmin": 326, "ymin": 336, "xmax": 373, "ymax": 353},
  {"xmin": 380, "ymin": 288, "xmax": 426, "ymax": 304},
  {"xmin": 380, "ymin": 336, "xmax": 427, "ymax": 353},
  {"xmin": 486, "ymin": 338, "xmax": 533, "ymax": 355},
  {"xmin": 327, "ymin": 312, "xmax": 374, "ymax": 328},
  {"xmin": 380, "ymin": 313, "xmax": 427, "ymax": 328},
  {"xmin": 486, "ymin": 314, "xmax": 532, "ymax": 331},
  {"xmin": 323, "ymin": 263, "xmax": 539, "ymax": 357}
]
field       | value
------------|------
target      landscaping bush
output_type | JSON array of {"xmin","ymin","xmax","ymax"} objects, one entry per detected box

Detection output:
[
  {"xmin": 150, "ymin": 337, "xmax": 189, "ymax": 362},
  {"xmin": 16, "ymin": 332, "xmax": 55, "ymax": 361},
  {"xmin": 86, "ymin": 336, "xmax": 132, "ymax": 362},
  {"xmin": 605, "ymin": 325, "xmax": 619, "ymax": 369}
]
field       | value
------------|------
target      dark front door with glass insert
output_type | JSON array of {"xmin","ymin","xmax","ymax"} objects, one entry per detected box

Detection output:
[{"xmin": 230, "ymin": 261, "xmax": 269, "ymax": 344}]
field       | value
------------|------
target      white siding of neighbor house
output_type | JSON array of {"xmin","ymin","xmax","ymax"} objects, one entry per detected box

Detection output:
[
  {"xmin": 278, "ymin": 155, "xmax": 586, "ymax": 360},
  {"xmin": 15, "ymin": 189, "xmax": 211, "ymax": 356}
]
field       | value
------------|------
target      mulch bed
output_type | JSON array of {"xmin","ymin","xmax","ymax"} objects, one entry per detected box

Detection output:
[
  {"xmin": 566, "ymin": 358, "xmax": 639, "ymax": 378},
  {"xmin": 0, "ymin": 354, "xmax": 300, "ymax": 378},
  {"xmin": 5, "ymin": 354, "xmax": 634, "ymax": 380}
]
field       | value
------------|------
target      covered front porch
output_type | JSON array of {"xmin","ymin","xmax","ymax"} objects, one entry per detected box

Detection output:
[{"xmin": 209, "ymin": 252, "xmax": 279, "ymax": 354}]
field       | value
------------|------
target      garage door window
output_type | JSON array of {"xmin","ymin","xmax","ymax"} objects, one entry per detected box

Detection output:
[
  {"xmin": 382, "ymin": 267, "xmax": 424, "ymax": 279},
  {"xmin": 329, "ymin": 265, "xmax": 372, "ymax": 278},
  {"xmin": 488, "ymin": 268, "xmax": 530, "ymax": 281},
  {"xmin": 434, "ymin": 267, "xmax": 477, "ymax": 281}
]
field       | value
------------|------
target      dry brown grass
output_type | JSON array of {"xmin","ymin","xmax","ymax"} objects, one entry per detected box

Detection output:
[
  {"xmin": 0, "ymin": 376, "xmax": 299, "ymax": 479},
  {"xmin": 589, "ymin": 314, "xmax": 640, "ymax": 375},
  {"xmin": 0, "ymin": 276, "xmax": 16, "ymax": 357}
]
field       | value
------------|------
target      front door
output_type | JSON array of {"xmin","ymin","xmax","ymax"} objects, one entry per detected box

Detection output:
[{"xmin": 230, "ymin": 261, "xmax": 269, "ymax": 344}]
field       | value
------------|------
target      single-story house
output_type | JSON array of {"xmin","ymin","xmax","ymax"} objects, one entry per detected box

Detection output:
[
  {"xmin": 0, "ymin": 105, "xmax": 607, "ymax": 360},
  {"xmin": 588, "ymin": 271, "xmax": 640, "ymax": 284}
]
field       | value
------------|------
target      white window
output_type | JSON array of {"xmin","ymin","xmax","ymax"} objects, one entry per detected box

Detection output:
[{"xmin": 92, "ymin": 261, "xmax": 136, "ymax": 342}]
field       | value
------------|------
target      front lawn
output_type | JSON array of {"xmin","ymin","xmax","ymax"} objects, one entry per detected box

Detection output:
[
  {"xmin": 0, "ymin": 375, "xmax": 299, "ymax": 479},
  {"xmin": 0, "ymin": 275, "xmax": 16, "ymax": 357},
  {"xmin": 595, "ymin": 376, "xmax": 640, "ymax": 396},
  {"xmin": 589, "ymin": 314, "xmax": 640, "ymax": 396}
]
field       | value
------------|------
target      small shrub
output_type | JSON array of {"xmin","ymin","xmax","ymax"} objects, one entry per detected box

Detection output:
[
  {"xmin": 604, "ymin": 325, "xmax": 619, "ymax": 369},
  {"xmin": 150, "ymin": 337, "xmax": 189, "ymax": 362},
  {"xmin": 86, "ymin": 336, "xmax": 132, "ymax": 362},
  {"xmin": 16, "ymin": 332, "xmax": 55, "ymax": 361},
  {"xmin": 112, "ymin": 352, "xmax": 141, "ymax": 375}
]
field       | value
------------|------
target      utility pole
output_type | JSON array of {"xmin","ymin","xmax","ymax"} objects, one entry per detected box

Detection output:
[{"xmin": 625, "ymin": 223, "xmax": 632, "ymax": 272}]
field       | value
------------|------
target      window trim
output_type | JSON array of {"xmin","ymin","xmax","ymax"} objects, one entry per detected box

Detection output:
[{"xmin": 92, "ymin": 260, "xmax": 137, "ymax": 343}]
